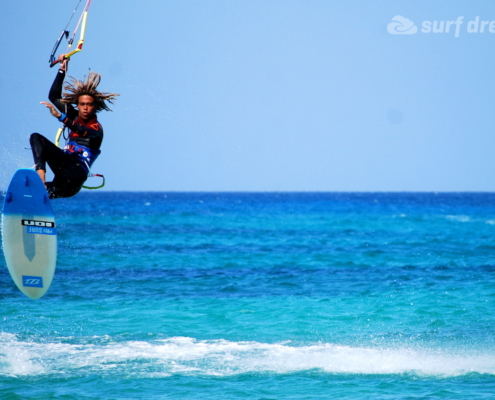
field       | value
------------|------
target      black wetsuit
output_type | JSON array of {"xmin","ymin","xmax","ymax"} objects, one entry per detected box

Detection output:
[{"xmin": 30, "ymin": 69, "xmax": 103, "ymax": 199}]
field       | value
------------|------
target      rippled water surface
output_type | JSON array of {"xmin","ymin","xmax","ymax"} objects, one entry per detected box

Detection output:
[{"xmin": 1, "ymin": 192, "xmax": 495, "ymax": 399}]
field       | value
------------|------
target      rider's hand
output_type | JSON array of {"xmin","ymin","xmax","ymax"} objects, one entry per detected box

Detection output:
[
  {"xmin": 57, "ymin": 54, "xmax": 69, "ymax": 72},
  {"xmin": 40, "ymin": 102, "xmax": 62, "ymax": 119}
]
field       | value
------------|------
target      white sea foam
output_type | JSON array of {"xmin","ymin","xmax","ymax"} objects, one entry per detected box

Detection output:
[
  {"xmin": 0, "ymin": 333, "xmax": 494, "ymax": 378},
  {"xmin": 445, "ymin": 215, "xmax": 470, "ymax": 223}
]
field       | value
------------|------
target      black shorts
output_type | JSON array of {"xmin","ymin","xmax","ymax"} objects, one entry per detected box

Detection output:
[{"xmin": 30, "ymin": 133, "xmax": 88, "ymax": 199}]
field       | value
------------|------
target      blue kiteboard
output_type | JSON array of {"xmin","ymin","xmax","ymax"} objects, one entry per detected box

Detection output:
[{"xmin": 1, "ymin": 169, "xmax": 57, "ymax": 299}]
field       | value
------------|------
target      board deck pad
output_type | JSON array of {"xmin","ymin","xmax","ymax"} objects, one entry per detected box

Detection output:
[{"xmin": 2, "ymin": 169, "xmax": 57, "ymax": 299}]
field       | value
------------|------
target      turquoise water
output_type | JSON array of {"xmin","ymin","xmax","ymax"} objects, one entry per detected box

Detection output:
[{"xmin": 1, "ymin": 192, "xmax": 495, "ymax": 399}]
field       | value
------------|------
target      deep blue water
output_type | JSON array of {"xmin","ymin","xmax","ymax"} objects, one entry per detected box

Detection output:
[{"xmin": 1, "ymin": 192, "xmax": 495, "ymax": 399}]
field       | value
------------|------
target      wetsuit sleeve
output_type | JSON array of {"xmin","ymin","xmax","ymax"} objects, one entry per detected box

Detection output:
[{"xmin": 48, "ymin": 69, "xmax": 78, "ymax": 120}]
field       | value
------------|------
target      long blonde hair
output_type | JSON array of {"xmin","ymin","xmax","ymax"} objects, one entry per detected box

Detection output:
[{"xmin": 62, "ymin": 71, "xmax": 119, "ymax": 113}]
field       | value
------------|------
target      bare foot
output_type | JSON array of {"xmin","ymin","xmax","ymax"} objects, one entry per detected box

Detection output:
[{"xmin": 36, "ymin": 170, "xmax": 46, "ymax": 185}]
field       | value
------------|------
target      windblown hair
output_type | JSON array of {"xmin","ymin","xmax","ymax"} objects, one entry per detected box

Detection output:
[{"xmin": 61, "ymin": 71, "xmax": 119, "ymax": 113}]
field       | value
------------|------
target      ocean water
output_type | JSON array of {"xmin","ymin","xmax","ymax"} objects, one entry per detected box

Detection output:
[{"xmin": 1, "ymin": 192, "xmax": 495, "ymax": 399}]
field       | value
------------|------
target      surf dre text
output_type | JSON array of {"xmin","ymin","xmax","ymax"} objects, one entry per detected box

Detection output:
[{"xmin": 387, "ymin": 15, "xmax": 495, "ymax": 38}]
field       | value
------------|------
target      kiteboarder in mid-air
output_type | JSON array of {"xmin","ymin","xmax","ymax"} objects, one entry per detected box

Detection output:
[{"xmin": 30, "ymin": 54, "xmax": 119, "ymax": 199}]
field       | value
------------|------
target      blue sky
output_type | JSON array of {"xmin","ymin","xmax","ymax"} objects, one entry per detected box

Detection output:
[{"xmin": 1, "ymin": 0, "xmax": 495, "ymax": 191}]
